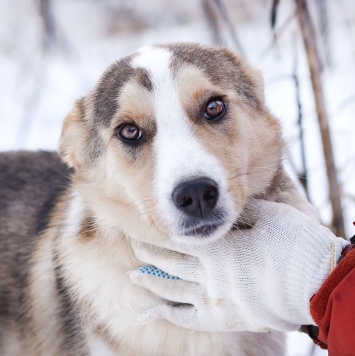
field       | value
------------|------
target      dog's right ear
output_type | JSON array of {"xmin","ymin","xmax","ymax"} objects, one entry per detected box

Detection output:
[{"xmin": 59, "ymin": 98, "xmax": 87, "ymax": 170}]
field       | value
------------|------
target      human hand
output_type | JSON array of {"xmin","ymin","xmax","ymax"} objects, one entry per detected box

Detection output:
[{"xmin": 129, "ymin": 200, "xmax": 349, "ymax": 332}]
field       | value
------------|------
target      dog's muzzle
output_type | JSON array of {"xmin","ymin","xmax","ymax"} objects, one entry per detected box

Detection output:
[
  {"xmin": 172, "ymin": 178, "xmax": 225, "ymax": 237},
  {"xmin": 172, "ymin": 177, "xmax": 218, "ymax": 218}
]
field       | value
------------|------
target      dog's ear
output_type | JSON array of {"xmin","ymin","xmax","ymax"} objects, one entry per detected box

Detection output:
[
  {"xmin": 59, "ymin": 98, "xmax": 86, "ymax": 169},
  {"xmin": 249, "ymin": 67, "xmax": 264, "ymax": 105},
  {"xmin": 230, "ymin": 51, "xmax": 265, "ymax": 105}
]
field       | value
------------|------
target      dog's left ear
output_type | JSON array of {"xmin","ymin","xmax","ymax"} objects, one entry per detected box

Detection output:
[
  {"xmin": 59, "ymin": 98, "xmax": 87, "ymax": 170},
  {"xmin": 231, "ymin": 51, "xmax": 265, "ymax": 105},
  {"xmin": 249, "ymin": 67, "xmax": 265, "ymax": 105}
]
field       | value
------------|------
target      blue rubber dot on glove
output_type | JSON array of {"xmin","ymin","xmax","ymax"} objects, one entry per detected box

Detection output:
[{"xmin": 136, "ymin": 265, "xmax": 179, "ymax": 280}]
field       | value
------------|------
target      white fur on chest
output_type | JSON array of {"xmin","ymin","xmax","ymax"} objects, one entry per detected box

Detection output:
[{"xmin": 60, "ymin": 195, "xmax": 284, "ymax": 356}]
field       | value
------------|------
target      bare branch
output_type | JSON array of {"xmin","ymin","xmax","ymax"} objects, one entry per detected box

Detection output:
[
  {"xmin": 296, "ymin": 0, "xmax": 345, "ymax": 237},
  {"xmin": 37, "ymin": 0, "xmax": 57, "ymax": 52},
  {"xmin": 270, "ymin": 0, "xmax": 280, "ymax": 30},
  {"xmin": 256, "ymin": 9, "xmax": 297, "ymax": 63},
  {"xmin": 212, "ymin": 0, "xmax": 245, "ymax": 54},
  {"xmin": 292, "ymin": 40, "xmax": 310, "ymax": 200},
  {"xmin": 201, "ymin": 0, "xmax": 223, "ymax": 45},
  {"xmin": 315, "ymin": 0, "xmax": 332, "ymax": 67}
]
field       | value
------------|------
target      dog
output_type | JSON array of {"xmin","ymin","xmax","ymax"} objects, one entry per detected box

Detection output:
[{"xmin": 0, "ymin": 43, "xmax": 318, "ymax": 355}]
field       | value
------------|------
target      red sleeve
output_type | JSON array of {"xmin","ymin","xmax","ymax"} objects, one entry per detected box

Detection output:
[{"xmin": 309, "ymin": 246, "xmax": 355, "ymax": 355}]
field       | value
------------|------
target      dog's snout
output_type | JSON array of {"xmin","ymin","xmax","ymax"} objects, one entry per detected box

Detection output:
[{"xmin": 172, "ymin": 178, "xmax": 219, "ymax": 218}]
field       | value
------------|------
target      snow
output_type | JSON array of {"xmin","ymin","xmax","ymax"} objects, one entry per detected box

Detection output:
[{"xmin": 1, "ymin": 0, "xmax": 354, "ymax": 354}]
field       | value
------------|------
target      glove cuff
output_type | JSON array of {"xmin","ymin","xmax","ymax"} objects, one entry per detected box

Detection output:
[
  {"xmin": 276, "ymin": 229, "xmax": 348, "ymax": 326},
  {"xmin": 310, "ymin": 244, "xmax": 355, "ymax": 324}
]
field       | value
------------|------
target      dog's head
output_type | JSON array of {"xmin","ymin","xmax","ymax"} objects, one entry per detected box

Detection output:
[{"xmin": 60, "ymin": 43, "xmax": 282, "ymax": 243}]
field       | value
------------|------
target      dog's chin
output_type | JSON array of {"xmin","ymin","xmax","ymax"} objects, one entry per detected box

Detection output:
[
  {"xmin": 184, "ymin": 223, "xmax": 220, "ymax": 237},
  {"xmin": 172, "ymin": 219, "xmax": 235, "ymax": 245}
]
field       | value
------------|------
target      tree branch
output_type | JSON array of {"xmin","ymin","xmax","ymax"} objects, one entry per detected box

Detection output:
[
  {"xmin": 37, "ymin": 0, "xmax": 57, "ymax": 52},
  {"xmin": 212, "ymin": 0, "xmax": 245, "ymax": 54},
  {"xmin": 256, "ymin": 9, "xmax": 297, "ymax": 63},
  {"xmin": 296, "ymin": 0, "xmax": 345, "ymax": 237},
  {"xmin": 292, "ymin": 46, "xmax": 310, "ymax": 200}
]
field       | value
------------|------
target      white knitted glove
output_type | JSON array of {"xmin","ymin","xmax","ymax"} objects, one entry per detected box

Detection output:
[{"xmin": 129, "ymin": 200, "xmax": 349, "ymax": 332}]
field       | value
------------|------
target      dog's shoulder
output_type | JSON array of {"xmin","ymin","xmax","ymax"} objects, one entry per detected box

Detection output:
[
  {"xmin": 0, "ymin": 150, "xmax": 73, "ymax": 247},
  {"xmin": 0, "ymin": 151, "xmax": 72, "ymax": 233},
  {"xmin": 0, "ymin": 150, "xmax": 70, "ymax": 192},
  {"xmin": 0, "ymin": 151, "xmax": 71, "ymax": 218},
  {"xmin": 0, "ymin": 151, "xmax": 73, "ymax": 353}
]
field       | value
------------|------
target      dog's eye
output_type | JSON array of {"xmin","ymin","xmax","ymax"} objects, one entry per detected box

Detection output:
[
  {"xmin": 204, "ymin": 98, "xmax": 226, "ymax": 121},
  {"xmin": 118, "ymin": 124, "xmax": 142, "ymax": 142}
]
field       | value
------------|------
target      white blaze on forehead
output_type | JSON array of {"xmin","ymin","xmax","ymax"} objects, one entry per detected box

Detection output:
[
  {"xmin": 131, "ymin": 46, "xmax": 197, "ymax": 173},
  {"xmin": 131, "ymin": 46, "xmax": 235, "ymax": 233},
  {"xmin": 132, "ymin": 46, "xmax": 188, "ymax": 138}
]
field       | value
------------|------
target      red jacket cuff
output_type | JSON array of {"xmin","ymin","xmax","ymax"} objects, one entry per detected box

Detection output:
[{"xmin": 310, "ymin": 246, "xmax": 355, "ymax": 324}]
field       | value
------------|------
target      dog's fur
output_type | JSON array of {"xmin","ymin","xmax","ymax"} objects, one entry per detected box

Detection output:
[{"xmin": 0, "ymin": 43, "xmax": 318, "ymax": 355}]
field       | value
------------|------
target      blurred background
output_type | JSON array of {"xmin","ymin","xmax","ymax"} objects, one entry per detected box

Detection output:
[{"xmin": 1, "ymin": 0, "xmax": 355, "ymax": 354}]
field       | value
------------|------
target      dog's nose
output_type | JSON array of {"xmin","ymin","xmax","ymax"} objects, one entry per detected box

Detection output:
[{"xmin": 172, "ymin": 178, "xmax": 219, "ymax": 218}]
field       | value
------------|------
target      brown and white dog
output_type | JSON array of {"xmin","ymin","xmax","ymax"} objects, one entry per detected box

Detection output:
[{"xmin": 0, "ymin": 43, "xmax": 317, "ymax": 355}]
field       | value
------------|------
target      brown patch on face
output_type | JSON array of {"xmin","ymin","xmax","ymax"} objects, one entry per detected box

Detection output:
[
  {"xmin": 98, "ymin": 77, "xmax": 169, "ymax": 236},
  {"xmin": 199, "ymin": 103, "xmax": 282, "ymax": 214},
  {"xmin": 111, "ymin": 77, "xmax": 157, "ymax": 158},
  {"xmin": 159, "ymin": 42, "xmax": 262, "ymax": 111},
  {"xmin": 113, "ymin": 79, "xmax": 155, "ymax": 132},
  {"xmin": 135, "ymin": 67, "xmax": 153, "ymax": 91},
  {"xmin": 61, "ymin": 61, "xmax": 170, "ymax": 239},
  {"xmin": 176, "ymin": 66, "xmax": 225, "ymax": 125},
  {"xmin": 92, "ymin": 56, "xmax": 136, "ymax": 127},
  {"xmin": 174, "ymin": 55, "xmax": 283, "ymax": 216},
  {"xmin": 61, "ymin": 62, "xmax": 155, "ymax": 165},
  {"xmin": 91, "ymin": 57, "xmax": 153, "ymax": 127},
  {"xmin": 61, "ymin": 58, "xmax": 154, "ymax": 170}
]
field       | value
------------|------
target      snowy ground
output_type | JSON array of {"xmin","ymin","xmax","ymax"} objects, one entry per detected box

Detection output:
[{"xmin": 1, "ymin": 0, "xmax": 355, "ymax": 354}]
